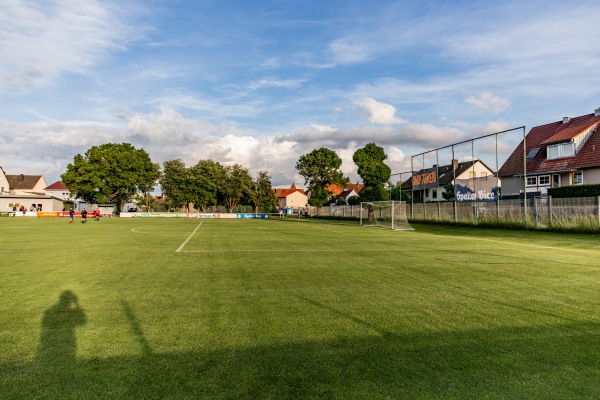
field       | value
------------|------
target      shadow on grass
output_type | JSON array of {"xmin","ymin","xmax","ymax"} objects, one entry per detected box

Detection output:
[
  {"xmin": 2, "ymin": 295, "xmax": 599, "ymax": 399},
  {"xmin": 37, "ymin": 291, "xmax": 87, "ymax": 367}
]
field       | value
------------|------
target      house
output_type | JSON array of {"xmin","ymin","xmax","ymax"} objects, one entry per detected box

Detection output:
[
  {"xmin": 6, "ymin": 174, "xmax": 47, "ymax": 196},
  {"xmin": 44, "ymin": 181, "xmax": 73, "ymax": 201},
  {"xmin": 499, "ymin": 107, "xmax": 600, "ymax": 196},
  {"xmin": 338, "ymin": 189, "xmax": 358, "ymax": 201},
  {"xmin": 0, "ymin": 167, "xmax": 9, "ymax": 195},
  {"xmin": 326, "ymin": 182, "xmax": 363, "ymax": 199},
  {"xmin": 346, "ymin": 182, "xmax": 364, "ymax": 195},
  {"xmin": 274, "ymin": 183, "xmax": 308, "ymax": 210},
  {"xmin": 402, "ymin": 159, "xmax": 497, "ymax": 202}
]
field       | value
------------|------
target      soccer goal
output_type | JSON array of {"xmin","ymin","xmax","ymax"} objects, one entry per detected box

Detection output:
[{"xmin": 360, "ymin": 201, "xmax": 414, "ymax": 230}]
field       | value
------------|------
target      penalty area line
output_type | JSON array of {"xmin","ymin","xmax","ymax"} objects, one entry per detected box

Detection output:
[{"xmin": 175, "ymin": 221, "xmax": 203, "ymax": 253}]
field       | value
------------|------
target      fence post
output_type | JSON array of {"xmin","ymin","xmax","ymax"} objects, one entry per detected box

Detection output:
[
  {"xmin": 548, "ymin": 195, "xmax": 552, "ymax": 228},
  {"xmin": 533, "ymin": 198, "xmax": 538, "ymax": 230}
]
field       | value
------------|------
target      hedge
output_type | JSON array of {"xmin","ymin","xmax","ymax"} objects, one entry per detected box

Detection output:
[{"xmin": 547, "ymin": 184, "xmax": 600, "ymax": 198}]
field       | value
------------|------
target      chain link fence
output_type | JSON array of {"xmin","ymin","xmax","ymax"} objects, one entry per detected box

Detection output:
[{"xmin": 306, "ymin": 196, "xmax": 600, "ymax": 232}]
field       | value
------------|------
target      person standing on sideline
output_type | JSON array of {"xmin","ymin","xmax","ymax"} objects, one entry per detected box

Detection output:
[
  {"xmin": 69, "ymin": 208, "xmax": 74, "ymax": 224},
  {"xmin": 81, "ymin": 208, "xmax": 88, "ymax": 224}
]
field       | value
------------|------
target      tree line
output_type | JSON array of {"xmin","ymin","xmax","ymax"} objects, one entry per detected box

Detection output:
[{"xmin": 61, "ymin": 141, "xmax": 397, "ymax": 213}]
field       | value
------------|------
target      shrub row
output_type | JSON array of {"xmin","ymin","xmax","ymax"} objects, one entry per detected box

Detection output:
[{"xmin": 547, "ymin": 184, "xmax": 600, "ymax": 198}]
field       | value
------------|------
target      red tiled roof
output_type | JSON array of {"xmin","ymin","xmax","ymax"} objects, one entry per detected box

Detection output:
[
  {"xmin": 274, "ymin": 183, "xmax": 306, "ymax": 198},
  {"xmin": 325, "ymin": 183, "xmax": 344, "ymax": 196},
  {"xmin": 346, "ymin": 182, "xmax": 364, "ymax": 194},
  {"xmin": 44, "ymin": 181, "xmax": 67, "ymax": 190},
  {"xmin": 499, "ymin": 112, "xmax": 600, "ymax": 176}
]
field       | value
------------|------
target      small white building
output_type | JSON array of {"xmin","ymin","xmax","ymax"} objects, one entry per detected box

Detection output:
[
  {"xmin": 274, "ymin": 183, "xmax": 308, "ymax": 210},
  {"xmin": 0, "ymin": 195, "xmax": 64, "ymax": 213},
  {"xmin": 44, "ymin": 181, "xmax": 73, "ymax": 201}
]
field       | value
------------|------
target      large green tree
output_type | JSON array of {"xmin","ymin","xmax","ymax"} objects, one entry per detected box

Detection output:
[
  {"xmin": 246, "ymin": 171, "xmax": 277, "ymax": 213},
  {"xmin": 296, "ymin": 147, "xmax": 347, "ymax": 207},
  {"xmin": 160, "ymin": 159, "xmax": 192, "ymax": 211},
  {"xmin": 189, "ymin": 159, "xmax": 223, "ymax": 211},
  {"xmin": 353, "ymin": 142, "xmax": 391, "ymax": 202},
  {"xmin": 62, "ymin": 143, "xmax": 160, "ymax": 212},
  {"xmin": 220, "ymin": 164, "xmax": 252, "ymax": 211}
]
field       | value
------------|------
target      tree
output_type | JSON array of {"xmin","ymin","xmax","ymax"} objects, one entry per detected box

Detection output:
[
  {"xmin": 296, "ymin": 147, "xmax": 347, "ymax": 207},
  {"xmin": 62, "ymin": 143, "xmax": 160, "ymax": 213},
  {"xmin": 136, "ymin": 193, "xmax": 157, "ymax": 211},
  {"xmin": 347, "ymin": 195, "xmax": 360, "ymax": 205},
  {"xmin": 220, "ymin": 164, "xmax": 252, "ymax": 211},
  {"xmin": 246, "ymin": 171, "xmax": 277, "ymax": 213},
  {"xmin": 442, "ymin": 182, "xmax": 455, "ymax": 201},
  {"xmin": 160, "ymin": 159, "xmax": 192, "ymax": 211},
  {"xmin": 353, "ymin": 143, "xmax": 391, "ymax": 202},
  {"xmin": 390, "ymin": 185, "xmax": 409, "ymax": 201},
  {"xmin": 189, "ymin": 160, "xmax": 223, "ymax": 211}
]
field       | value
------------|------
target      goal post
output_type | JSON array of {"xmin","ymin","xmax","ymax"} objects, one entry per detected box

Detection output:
[{"xmin": 360, "ymin": 200, "xmax": 414, "ymax": 230}]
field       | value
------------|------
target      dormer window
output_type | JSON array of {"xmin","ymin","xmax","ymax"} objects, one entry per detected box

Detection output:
[{"xmin": 547, "ymin": 141, "xmax": 574, "ymax": 160}]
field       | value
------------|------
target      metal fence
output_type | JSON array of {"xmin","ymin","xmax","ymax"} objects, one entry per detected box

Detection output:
[{"xmin": 307, "ymin": 196, "xmax": 600, "ymax": 232}]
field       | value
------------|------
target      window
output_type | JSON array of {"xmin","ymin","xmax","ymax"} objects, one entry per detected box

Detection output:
[
  {"xmin": 469, "ymin": 171, "xmax": 476, "ymax": 179},
  {"xmin": 480, "ymin": 172, "xmax": 487, "ymax": 177},
  {"xmin": 526, "ymin": 148, "xmax": 540, "ymax": 160},
  {"xmin": 527, "ymin": 176, "xmax": 537, "ymax": 186},
  {"xmin": 574, "ymin": 171, "xmax": 583, "ymax": 185},
  {"xmin": 538, "ymin": 175, "xmax": 550, "ymax": 185},
  {"xmin": 553, "ymin": 174, "xmax": 560, "ymax": 187},
  {"xmin": 547, "ymin": 142, "xmax": 575, "ymax": 160},
  {"xmin": 432, "ymin": 189, "xmax": 437, "ymax": 199}
]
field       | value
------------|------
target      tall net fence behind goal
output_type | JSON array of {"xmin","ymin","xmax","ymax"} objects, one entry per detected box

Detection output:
[{"xmin": 360, "ymin": 201, "xmax": 414, "ymax": 230}]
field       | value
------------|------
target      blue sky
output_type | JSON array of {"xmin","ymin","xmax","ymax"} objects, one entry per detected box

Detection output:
[{"xmin": 1, "ymin": 0, "xmax": 600, "ymax": 188}]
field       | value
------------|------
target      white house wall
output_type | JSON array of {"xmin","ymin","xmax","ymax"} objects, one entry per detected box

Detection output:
[
  {"xmin": 286, "ymin": 191, "xmax": 308, "ymax": 209},
  {"xmin": 0, "ymin": 196, "xmax": 64, "ymax": 212},
  {"xmin": 0, "ymin": 170, "xmax": 9, "ymax": 194}
]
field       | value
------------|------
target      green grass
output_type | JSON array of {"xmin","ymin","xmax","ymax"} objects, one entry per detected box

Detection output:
[{"xmin": 1, "ymin": 217, "xmax": 600, "ymax": 399}]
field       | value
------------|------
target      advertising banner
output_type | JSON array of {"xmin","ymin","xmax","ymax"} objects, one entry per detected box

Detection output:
[
  {"xmin": 412, "ymin": 167, "xmax": 438, "ymax": 190},
  {"xmin": 454, "ymin": 176, "xmax": 498, "ymax": 202}
]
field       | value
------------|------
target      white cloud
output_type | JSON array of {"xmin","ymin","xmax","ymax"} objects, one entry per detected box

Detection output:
[
  {"xmin": 465, "ymin": 92, "xmax": 510, "ymax": 114},
  {"xmin": 0, "ymin": 0, "xmax": 142, "ymax": 92},
  {"xmin": 355, "ymin": 98, "xmax": 406, "ymax": 125},
  {"xmin": 0, "ymin": 105, "xmax": 514, "ymax": 189},
  {"xmin": 247, "ymin": 77, "xmax": 306, "ymax": 90}
]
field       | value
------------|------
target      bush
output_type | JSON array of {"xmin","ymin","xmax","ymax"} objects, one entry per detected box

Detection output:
[
  {"xmin": 347, "ymin": 196, "xmax": 360, "ymax": 205},
  {"xmin": 548, "ymin": 184, "xmax": 600, "ymax": 198}
]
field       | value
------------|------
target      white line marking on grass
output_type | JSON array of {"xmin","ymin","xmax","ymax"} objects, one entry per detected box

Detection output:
[
  {"xmin": 175, "ymin": 221, "xmax": 203, "ymax": 253},
  {"xmin": 179, "ymin": 248, "xmax": 391, "ymax": 253}
]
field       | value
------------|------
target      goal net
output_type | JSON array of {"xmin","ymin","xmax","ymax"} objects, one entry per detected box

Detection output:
[{"xmin": 360, "ymin": 201, "xmax": 413, "ymax": 230}]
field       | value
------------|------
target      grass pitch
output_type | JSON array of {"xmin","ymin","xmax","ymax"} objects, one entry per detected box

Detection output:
[{"xmin": 1, "ymin": 217, "xmax": 600, "ymax": 399}]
